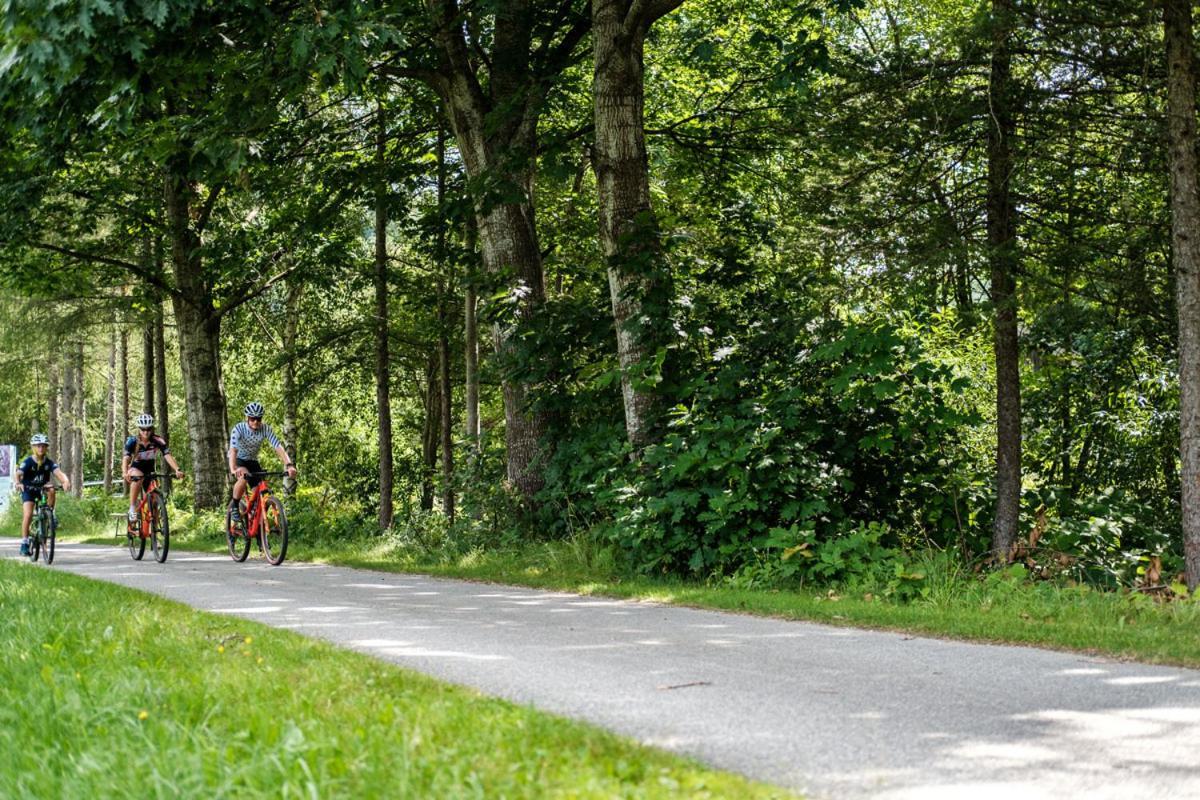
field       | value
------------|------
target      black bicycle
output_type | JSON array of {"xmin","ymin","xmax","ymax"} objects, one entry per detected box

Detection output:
[{"xmin": 26, "ymin": 486, "xmax": 59, "ymax": 564}]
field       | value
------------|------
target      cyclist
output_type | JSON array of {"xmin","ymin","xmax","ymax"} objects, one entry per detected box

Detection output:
[
  {"xmin": 15, "ymin": 433, "xmax": 70, "ymax": 556},
  {"xmin": 123, "ymin": 413, "xmax": 185, "ymax": 524},
  {"xmin": 228, "ymin": 401, "xmax": 297, "ymax": 523}
]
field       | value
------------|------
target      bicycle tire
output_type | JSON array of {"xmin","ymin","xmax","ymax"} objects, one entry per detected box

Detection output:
[
  {"xmin": 226, "ymin": 501, "xmax": 250, "ymax": 562},
  {"xmin": 260, "ymin": 495, "xmax": 288, "ymax": 566},
  {"xmin": 127, "ymin": 514, "xmax": 146, "ymax": 561},
  {"xmin": 41, "ymin": 508, "xmax": 55, "ymax": 564},
  {"xmin": 28, "ymin": 516, "xmax": 41, "ymax": 563},
  {"xmin": 150, "ymin": 492, "xmax": 169, "ymax": 563}
]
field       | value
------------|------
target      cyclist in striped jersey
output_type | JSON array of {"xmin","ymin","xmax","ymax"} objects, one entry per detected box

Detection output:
[{"xmin": 228, "ymin": 401, "xmax": 297, "ymax": 523}]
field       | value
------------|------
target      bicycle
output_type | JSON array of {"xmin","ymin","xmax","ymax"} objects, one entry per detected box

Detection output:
[
  {"xmin": 226, "ymin": 471, "xmax": 289, "ymax": 566},
  {"xmin": 25, "ymin": 486, "xmax": 59, "ymax": 564},
  {"xmin": 125, "ymin": 471, "xmax": 170, "ymax": 563}
]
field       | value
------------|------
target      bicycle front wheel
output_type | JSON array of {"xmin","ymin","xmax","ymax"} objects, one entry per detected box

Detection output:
[
  {"xmin": 226, "ymin": 501, "xmax": 250, "ymax": 562},
  {"xmin": 150, "ymin": 492, "xmax": 169, "ymax": 563},
  {"xmin": 260, "ymin": 496, "xmax": 289, "ymax": 566},
  {"xmin": 41, "ymin": 508, "xmax": 55, "ymax": 564},
  {"xmin": 28, "ymin": 519, "xmax": 41, "ymax": 563},
  {"xmin": 127, "ymin": 515, "xmax": 146, "ymax": 561}
]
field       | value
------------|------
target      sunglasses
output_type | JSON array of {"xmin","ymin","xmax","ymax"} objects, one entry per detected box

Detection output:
[{"xmin": 138, "ymin": 426, "xmax": 152, "ymax": 431}]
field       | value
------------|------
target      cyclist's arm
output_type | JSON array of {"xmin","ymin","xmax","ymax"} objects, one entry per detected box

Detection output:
[
  {"xmin": 121, "ymin": 453, "xmax": 131, "ymax": 480},
  {"xmin": 52, "ymin": 467, "xmax": 70, "ymax": 492},
  {"xmin": 165, "ymin": 452, "xmax": 184, "ymax": 477},
  {"xmin": 274, "ymin": 443, "xmax": 297, "ymax": 474},
  {"xmin": 15, "ymin": 467, "xmax": 23, "ymax": 492},
  {"xmin": 228, "ymin": 445, "xmax": 241, "ymax": 476}
]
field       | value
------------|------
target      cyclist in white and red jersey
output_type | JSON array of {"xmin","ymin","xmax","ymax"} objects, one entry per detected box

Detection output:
[
  {"xmin": 123, "ymin": 413, "xmax": 184, "ymax": 523},
  {"xmin": 228, "ymin": 401, "xmax": 296, "ymax": 523}
]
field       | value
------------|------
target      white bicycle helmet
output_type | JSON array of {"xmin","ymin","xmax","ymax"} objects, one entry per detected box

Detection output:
[
  {"xmin": 244, "ymin": 401, "xmax": 265, "ymax": 418},
  {"xmin": 30, "ymin": 433, "xmax": 49, "ymax": 445},
  {"xmin": 135, "ymin": 413, "xmax": 155, "ymax": 428}
]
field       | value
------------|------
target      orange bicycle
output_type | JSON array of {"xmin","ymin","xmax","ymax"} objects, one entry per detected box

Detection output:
[
  {"xmin": 225, "ymin": 471, "xmax": 289, "ymax": 565},
  {"xmin": 126, "ymin": 471, "xmax": 170, "ymax": 563}
]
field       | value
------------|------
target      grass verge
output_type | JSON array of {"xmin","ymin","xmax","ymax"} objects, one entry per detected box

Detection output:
[{"xmin": 0, "ymin": 559, "xmax": 792, "ymax": 799}]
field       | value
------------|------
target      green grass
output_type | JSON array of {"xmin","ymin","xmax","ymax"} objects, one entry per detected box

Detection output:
[
  {"xmin": 0, "ymin": 559, "xmax": 793, "ymax": 799},
  {"xmin": 21, "ymin": 492, "xmax": 1200, "ymax": 671}
]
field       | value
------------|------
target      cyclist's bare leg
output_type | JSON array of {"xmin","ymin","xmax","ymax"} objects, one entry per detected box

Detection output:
[
  {"xmin": 128, "ymin": 468, "xmax": 144, "ymax": 515},
  {"xmin": 46, "ymin": 487, "xmax": 56, "ymax": 510},
  {"xmin": 20, "ymin": 500, "xmax": 33, "ymax": 539}
]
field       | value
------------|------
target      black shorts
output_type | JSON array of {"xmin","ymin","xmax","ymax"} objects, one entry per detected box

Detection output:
[
  {"xmin": 237, "ymin": 458, "xmax": 264, "ymax": 488},
  {"xmin": 129, "ymin": 460, "xmax": 156, "ymax": 482}
]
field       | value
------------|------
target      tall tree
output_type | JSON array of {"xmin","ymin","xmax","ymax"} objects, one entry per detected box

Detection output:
[
  {"xmin": 987, "ymin": 0, "xmax": 1022, "ymax": 561},
  {"xmin": 592, "ymin": 0, "xmax": 682, "ymax": 450},
  {"xmin": 1164, "ymin": 0, "xmax": 1200, "ymax": 590},
  {"xmin": 384, "ymin": 0, "xmax": 591, "ymax": 498},
  {"xmin": 375, "ymin": 106, "xmax": 396, "ymax": 529}
]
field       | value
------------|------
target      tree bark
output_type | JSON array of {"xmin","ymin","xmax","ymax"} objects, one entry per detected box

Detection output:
[
  {"xmin": 987, "ymin": 0, "xmax": 1022, "ymax": 562},
  {"xmin": 71, "ymin": 340, "xmax": 84, "ymax": 497},
  {"xmin": 61, "ymin": 352, "xmax": 76, "ymax": 480},
  {"xmin": 421, "ymin": 353, "xmax": 440, "ymax": 513},
  {"xmin": 283, "ymin": 281, "xmax": 302, "ymax": 497},
  {"xmin": 119, "ymin": 327, "xmax": 129, "ymax": 471},
  {"xmin": 143, "ymin": 324, "xmax": 156, "ymax": 417},
  {"xmin": 165, "ymin": 161, "xmax": 229, "ymax": 510},
  {"xmin": 104, "ymin": 325, "xmax": 116, "ymax": 495},
  {"xmin": 464, "ymin": 215, "xmax": 481, "ymax": 448},
  {"xmin": 437, "ymin": 123, "xmax": 455, "ymax": 521},
  {"xmin": 48, "ymin": 358, "xmax": 60, "ymax": 463},
  {"xmin": 154, "ymin": 294, "xmax": 170, "ymax": 493},
  {"xmin": 592, "ymin": 0, "xmax": 681, "ymax": 451},
  {"xmin": 374, "ymin": 106, "xmax": 395, "ymax": 529},
  {"xmin": 1165, "ymin": 0, "xmax": 1200, "ymax": 590}
]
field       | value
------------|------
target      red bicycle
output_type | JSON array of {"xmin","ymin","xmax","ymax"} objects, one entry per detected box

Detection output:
[
  {"xmin": 225, "ymin": 471, "xmax": 289, "ymax": 565},
  {"xmin": 126, "ymin": 472, "xmax": 170, "ymax": 563}
]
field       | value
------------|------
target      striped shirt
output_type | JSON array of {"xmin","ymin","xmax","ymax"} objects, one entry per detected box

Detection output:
[{"xmin": 228, "ymin": 421, "xmax": 282, "ymax": 461}]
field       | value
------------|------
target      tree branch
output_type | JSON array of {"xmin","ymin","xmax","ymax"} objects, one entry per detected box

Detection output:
[{"xmin": 33, "ymin": 242, "xmax": 183, "ymax": 303}]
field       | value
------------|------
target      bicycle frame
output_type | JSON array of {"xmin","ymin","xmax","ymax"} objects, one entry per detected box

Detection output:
[
  {"xmin": 131, "ymin": 475, "xmax": 162, "ymax": 538},
  {"xmin": 242, "ymin": 477, "xmax": 274, "ymax": 539}
]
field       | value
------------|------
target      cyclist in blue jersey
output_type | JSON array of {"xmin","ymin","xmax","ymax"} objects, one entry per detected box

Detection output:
[
  {"xmin": 15, "ymin": 433, "xmax": 71, "ymax": 555},
  {"xmin": 122, "ymin": 413, "xmax": 185, "ymax": 523},
  {"xmin": 228, "ymin": 401, "xmax": 296, "ymax": 523}
]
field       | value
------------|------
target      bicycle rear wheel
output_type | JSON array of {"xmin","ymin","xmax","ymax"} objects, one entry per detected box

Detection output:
[
  {"xmin": 260, "ymin": 496, "xmax": 289, "ymax": 566},
  {"xmin": 226, "ymin": 501, "xmax": 250, "ymax": 562},
  {"xmin": 150, "ymin": 492, "xmax": 169, "ymax": 563},
  {"xmin": 41, "ymin": 508, "xmax": 55, "ymax": 564}
]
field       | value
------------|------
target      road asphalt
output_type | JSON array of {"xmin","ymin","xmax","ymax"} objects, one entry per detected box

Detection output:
[{"xmin": 12, "ymin": 541, "xmax": 1200, "ymax": 799}]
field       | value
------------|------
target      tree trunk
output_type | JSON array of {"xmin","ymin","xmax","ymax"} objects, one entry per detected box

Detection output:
[
  {"xmin": 165, "ymin": 162, "xmax": 229, "ymax": 510},
  {"xmin": 374, "ymin": 106, "xmax": 395, "ymax": 529},
  {"xmin": 143, "ymin": 325, "xmax": 156, "ymax": 417},
  {"xmin": 987, "ymin": 0, "xmax": 1022, "ymax": 562},
  {"xmin": 1165, "ymin": 0, "xmax": 1200, "ymax": 591},
  {"xmin": 61, "ymin": 352, "xmax": 76, "ymax": 480},
  {"xmin": 154, "ymin": 298, "xmax": 170, "ymax": 493},
  {"xmin": 48, "ymin": 358, "xmax": 60, "ymax": 462},
  {"xmin": 421, "ymin": 353, "xmax": 439, "ymax": 513},
  {"xmin": 119, "ymin": 327, "xmax": 129, "ymax": 474},
  {"xmin": 592, "ymin": 0, "xmax": 680, "ymax": 452},
  {"xmin": 104, "ymin": 325, "xmax": 116, "ymax": 494},
  {"xmin": 464, "ymin": 214, "xmax": 481, "ymax": 448},
  {"xmin": 71, "ymin": 340, "xmax": 84, "ymax": 497},
  {"xmin": 434, "ymin": 16, "xmax": 556, "ymax": 500},
  {"xmin": 283, "ymin": 281, "xmax": 302, "ymax": 497},
  {"xmin": 437, "ymin": 123, "xmax": 455, "ymax": 521}
]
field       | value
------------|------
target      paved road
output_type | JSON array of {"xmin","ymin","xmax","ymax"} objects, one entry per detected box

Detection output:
[{"xmin": 15, "ymin": 541, "xmax": 1200, "ymax": 799}]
